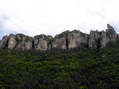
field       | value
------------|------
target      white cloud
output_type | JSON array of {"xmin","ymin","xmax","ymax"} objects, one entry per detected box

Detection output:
[{"xmin": 0, "ymin": 0, "xmax": 119, "ymax": 38}]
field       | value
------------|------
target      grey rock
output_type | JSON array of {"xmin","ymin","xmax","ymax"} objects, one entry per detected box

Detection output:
[
  {"xmin": 89, "ymin": 30, "xmax": 102, "ymax": 48},
  {"xmin": 52, "ymin": 30, "xmax": 70, "ymax": 49},
  {"xmin": 15, "ymin": 34, "xmax": 33, "ymax": 50},
  {"xmin": 52, "ymin": 30, "xmax": 89, "ymax": 49},
  {"xmin": 67, "ymin": 30, "xmax": 89, "ymax": 48},
  {"xmin": 106, "ymin": 24, "xmax": 117, "ymax": 42},
  {"xmin": 0, "ymin": 24, "xmax": 118, "ymax": 50},
  {"xmin": 34, "ymin": 34, "xmax": 53, "ymax": 50},
  {"xmin": 8, "ymin": 34, "xmax": 17, "ymax": 49},
  {"xmin": 0, "ymin": 35, "xmax": 9, "ymax": 49},
  {"xmin": 89, "ymin": 24, "xmax": 118, "ymax": 48}
]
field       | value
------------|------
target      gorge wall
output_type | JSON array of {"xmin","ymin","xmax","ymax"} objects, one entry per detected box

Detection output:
[{"xmin": 0, "ymin": 24, "xmax": 118, "ymax": 51}]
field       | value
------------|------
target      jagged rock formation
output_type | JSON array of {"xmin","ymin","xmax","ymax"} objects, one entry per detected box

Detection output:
[
  {"xmin": 89, "ymin": 24, "xmax": 118, "ymax": 48},
  {"xmin": 0, "ymin": 36, "xmax": 9, "ymax": 49},
  {"xmin": 0, "ymin": 24, "xmax": 118, "ymax": 50},
  {"xmin": 34, "ymin": 35, "xmax": 53, "ymax": 50},
  {"xmin": 8, "ymin": 34, "xmax": 17, "ymax": 49},
  {"xmin": 52, "ymin": 30, "xmax": 89, "ymax": 49}
]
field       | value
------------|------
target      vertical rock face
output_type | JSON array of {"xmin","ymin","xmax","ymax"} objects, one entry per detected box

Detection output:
[
  {"xmin": 0, "ymin": 34, "xmax": 34, "ymax": 50},
  {"xmin": 52, "ymin": 31, "xmax": 69, "ymax": 49},
  {"xmin": 106, "ymin": 24, "xmax": 117, "ymax": 42},
  {"xmin": 15, "ymin": 34, "xmax": 26, "ymax": 50},
  {"xmin": 52, "ymin": 30, "xmax": 89, "ymax": 49},
  {"xmin": 8, "ymin": 34, "xmax": 17, "ymax": 49},
  {"xmin": 15, "ymin": 34, "xmax": 33, "ymax": 50},
  {"xmin": 89, "ymin": 24, "xmax": 118, "ymax": 48},
  {"xmin": 0, "ymin": 24, "xmax": 118, "ymax": 50},
  {"xmin": 67, "ymin": 30, "xmax": 89, "ymax": 48},
  {"xmin": 100, "ymin": 31, "xmax": 107, "ymax": 48},
  {"xmin": 0, "ymin": 35, "xmax": 9, "ymax": 49},
  {"xmin": 34, "ymin": 35, "xmax": 53, "ymax": 50},
  {"xmin": 89, "ymin": 31, "xmax": 108, "ymax": 48},
  {"xmin": 89, "ymin": 31, "xmax": 103, "ymax": 48}
]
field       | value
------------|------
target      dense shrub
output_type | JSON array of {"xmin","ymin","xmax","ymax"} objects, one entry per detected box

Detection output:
[{"xmin": 0, "ymin": 46, "xmax": 119, "ymax": 89}]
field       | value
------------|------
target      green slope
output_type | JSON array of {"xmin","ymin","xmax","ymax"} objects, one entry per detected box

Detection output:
[{"xmin": 0, "ymin": 41, "xmax": 119, "ymax": 89}]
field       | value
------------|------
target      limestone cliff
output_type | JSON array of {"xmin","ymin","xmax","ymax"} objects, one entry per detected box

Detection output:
[
  {"xmin": 0, "ymin": 24, "xmax": 118, "ymax": 50},
  {"xmin": 89, "ymin": 24, "xmax": 118, "ymax": 48},
  {"xmin": 34, "ymin": 35, "xmax": 53, "ymax": 50},
  {"xmin": 52, "ymin": 30, "xmax": 89, "ymax": 49}
]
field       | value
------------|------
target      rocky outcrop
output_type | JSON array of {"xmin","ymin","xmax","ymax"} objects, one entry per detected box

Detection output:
[
  {"xmin": 14, "ymin": 34, "xmax": 33, "ymax": 50},
  {"xmin": 0, "ymin": 24, "xmax": 118, "ymax": 50},
  {"xmin": 89, "ymin": 31, "xmax": 105, "ymax": 48},
  {"xmin": 34, "ymin": 35, "xmax": 53, "ymax": 50},
  {"xmin": 106, "ymin": 24, "xmax": 118, "ymax": 42},
  {"xmin": 8, "ymin": 34, "xmax": 17, "ymax": 49},
  {"xmin": 0, "ymin": 35, "xmax": 9, "ymax": 49},
  {"xmin": 52, "ymin": 31, "xmax": 70, "ymax": 49},
  {"xmin": 89, "ymin": 24, "xmax": 118, "ymax": 48},
  {"xmin": 52, "ymin": 30, "xmax": 89, "ymax": 49}
]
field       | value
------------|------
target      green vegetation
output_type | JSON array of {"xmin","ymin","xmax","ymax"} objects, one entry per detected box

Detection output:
[{"xmin": 0, "ymin": 41, "xmax": 119, "ymax": 89}]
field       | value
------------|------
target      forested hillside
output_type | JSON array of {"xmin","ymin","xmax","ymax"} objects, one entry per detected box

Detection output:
[{"xmin": 0, "ymin": 40, "xmax": 119, "ymax": 89}]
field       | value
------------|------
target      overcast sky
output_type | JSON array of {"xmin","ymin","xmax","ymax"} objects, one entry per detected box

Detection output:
[{"xmin": 0, "ymin": 0, "xmax": 119, "ymax": 38}]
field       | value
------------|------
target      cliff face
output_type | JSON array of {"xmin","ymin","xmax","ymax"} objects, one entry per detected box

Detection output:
[
  {"xmin": 89, "ymin": 24, "xmax": 118, "ymax": 48},
  {"xmin": 34, "ymin": 35, "xmax": 53, "ymax": 50},
  {"xmin": 0, "ymin": 24, "xmax": 118, "ymax": 50},
  {"xmin": 52, "ymin": 30, "xmax": 89, "ymax": 49}
]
